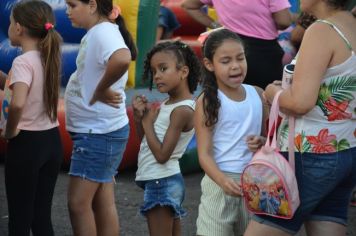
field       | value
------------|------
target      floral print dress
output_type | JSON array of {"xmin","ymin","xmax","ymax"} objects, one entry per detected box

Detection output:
[{"xmin": 279, "ymin": 20, "xmax": 356, "ymax": 154}]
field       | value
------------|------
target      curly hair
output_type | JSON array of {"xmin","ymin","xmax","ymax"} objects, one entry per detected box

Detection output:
[
  {"xmin": 142, "ymin": 41, "xmax": 201, "ymax": 94},
  {"xmin": 201, "ymin": 29, "xmax": 244, "ymax": 127}
]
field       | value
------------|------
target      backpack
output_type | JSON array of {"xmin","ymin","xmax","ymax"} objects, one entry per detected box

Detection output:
[{"xmin": 241, "ymin": 90, "xmax": 300, "ymax": 219}]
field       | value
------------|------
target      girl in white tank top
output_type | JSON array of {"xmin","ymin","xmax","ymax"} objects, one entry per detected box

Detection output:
[
  {"xmin": 195, "ymin": 29, "xmax": 269, "ymax": 236},
  {"xmin": 132, "ymin": 41, "xmax": 201, "ymax": 236}
]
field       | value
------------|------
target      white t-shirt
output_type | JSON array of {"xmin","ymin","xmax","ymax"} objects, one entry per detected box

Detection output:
[
  {"xmin": 135, "ymin": 99, "xmax": 195, "ymax": 181},
  {"xmin": 64, "ymin": 22, "xmax": 129, "ymax": 133}
]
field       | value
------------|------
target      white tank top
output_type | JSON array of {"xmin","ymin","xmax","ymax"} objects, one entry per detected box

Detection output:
[
  {"xmin": 213, "ymin": 84, "xmax": 263, "ymax": 173},
  {"xmin": 135, "ymin": 99, "xmax": 195, "ymax": 181}
]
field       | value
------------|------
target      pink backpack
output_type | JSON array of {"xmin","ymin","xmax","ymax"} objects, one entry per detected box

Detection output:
[{"xmin": 241, "ymin": 90, "xmax": 300, "ymax": 219}]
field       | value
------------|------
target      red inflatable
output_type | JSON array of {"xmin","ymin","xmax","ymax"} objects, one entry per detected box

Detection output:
[
  {"xmin": 58, "ymin": 99, "xmax": 141, "ymax": 170},
  {"xmin": 163, "ymin": 0, "xmax": 206, "ymax": 59},
  {"xmin": 0, "ymin": 98, "xmax": 140, "ymax": 170}
]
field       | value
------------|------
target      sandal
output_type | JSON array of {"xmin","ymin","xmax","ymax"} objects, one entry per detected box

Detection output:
[{"xmin": 350, "ymin": 191, "xmax": 356, "ymax": 207}]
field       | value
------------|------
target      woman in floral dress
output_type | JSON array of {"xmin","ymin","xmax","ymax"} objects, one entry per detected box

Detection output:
[{"xmin": 245, "ymin": 0, "xmax": 356, "ymax": 235}]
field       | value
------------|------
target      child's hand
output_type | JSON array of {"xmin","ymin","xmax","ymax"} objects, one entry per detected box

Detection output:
[
  {"xmin": 219, "ymin": 176, "xmax": 243, "ymax": 197},
  {"xmin": 132, "ymin": 95, "xmax": 148, "ymax": 122},
  {"xmin": 90, "ymin": 88, "xmax": 122, "ymax": 108},
  {"xmin": 264, "ymin": 83, "xmax": 282, "ymax": 105},
  {"xmin": 246, "ymin": 135, "xmax": 266, "ymax": 152},
  {"xmin": 142, "ymin": 103, "xmax": 160, "ymax": 125}
]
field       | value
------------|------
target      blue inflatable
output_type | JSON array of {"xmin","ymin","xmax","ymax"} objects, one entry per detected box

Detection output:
[{"xmin": 0, "ymin": 0, "xmax": 85, "ymax": 87}]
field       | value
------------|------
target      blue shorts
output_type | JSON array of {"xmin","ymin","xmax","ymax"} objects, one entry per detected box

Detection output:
[
  {"xmin": 158, "ymin": 6, "xmax": 180, "ymax": 38},
  {"xmin": 253, "ymin": 147, "xmax": 356, "ymax": 234},
  {"xmin": 69, "ymin": 125, "xmax": 129, "ymax": 183},
  {"xmin": 136, "ymin": 173, "xmax": 187, "ymax": 219}
]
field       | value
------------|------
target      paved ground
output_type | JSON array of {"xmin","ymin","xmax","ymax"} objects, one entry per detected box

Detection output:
[
  {"xmin": 0, "ymin": 163, "xmax": 355, "ymax": 236},
  {"xmin": 0, "ymin": 164, "xmax": 202, "ymax": 236}
]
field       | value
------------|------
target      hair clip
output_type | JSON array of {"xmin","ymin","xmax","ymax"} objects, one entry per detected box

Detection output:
[
  {"xmin": 109, "ymin": 5, "xmax": 121, "ymax": 20},
  {"xmin": 180, "ymin": 43, "xmax": 188, "ymax": 49},
  {"xmin": 44, "ymin": 22, "xmax": 54, "ymax": 31},
  {"xmin": 197, "ymin": 26, "xmax": 225, "ymax": 44}
]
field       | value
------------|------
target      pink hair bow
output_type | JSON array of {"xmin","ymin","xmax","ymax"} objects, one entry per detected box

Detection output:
[
  {"xmin": 197, "ymin": 26, "xmax": 224, "ymax": 44},
  {"xmin": 109, "ymin": 5, "xmax": 121, "ymax": 21},
  {"xmin": 44, "ymin": 22, "xmax": 54, "ymax": 31}
]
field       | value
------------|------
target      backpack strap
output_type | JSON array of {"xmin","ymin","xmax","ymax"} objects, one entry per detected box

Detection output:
[
  {"xmin": 266, "ymin": 90, "xmax": 283, "ymax": 149},
  {"xmin": 267, "ymin": 90, "xmax": 296, "ymax": 172}
]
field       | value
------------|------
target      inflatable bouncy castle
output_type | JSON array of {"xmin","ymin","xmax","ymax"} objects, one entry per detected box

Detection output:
[
  {"xmin": 0, "ymin": 0, "xmax": 160, "ymax": 88},
  {"xmin": 1, "ymin": 0, "xmax": 321, "ymax": 173},
  {"xmin": 0, "ymin": 0, "xmax": 202, "ymax": 173}
]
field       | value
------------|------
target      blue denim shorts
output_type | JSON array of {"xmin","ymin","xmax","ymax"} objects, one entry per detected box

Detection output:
[
  {"xmin": 136, "ymin": 173, "xmax": 187, "ymax": 218},
  {"xmin": 69, "ymin": 125, "xmax": 129, "ymax": 183},
  {"xmin": 253, "ymin": 147, "xmax": 356, "ymax": 234}
]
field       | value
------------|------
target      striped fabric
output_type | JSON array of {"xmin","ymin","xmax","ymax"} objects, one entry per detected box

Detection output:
[{"xmin": 196, "ymin": 173, "xmax": 250, "ymax": 236}]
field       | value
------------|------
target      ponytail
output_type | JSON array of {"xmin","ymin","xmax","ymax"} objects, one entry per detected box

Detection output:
[
  {"xmin": 115, "ymin": 15, "xmax": 137, "ymax": 60},
  {"xmin": 38, "ymin": 29, "xmax": 62, "ymax": 122},
  {"xmin": 201, "ymin": 28, "xmax": 244, "ymax": 127},
  {"xmin": 202, "ymin": 70, "xmax": 220, "ymax": 127},
  {"xmin": 12, "ymin": 0, "xmax": 62, "ymax": 122}
]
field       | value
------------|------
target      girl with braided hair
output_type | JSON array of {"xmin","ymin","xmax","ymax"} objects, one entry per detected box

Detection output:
[
  {"xmin": 132, "ymin": 41, "xmax": 201, "ymax": 236},
  {"xmin": 194, "ymin": 28, "xmax": 269, "ymax": 236}
]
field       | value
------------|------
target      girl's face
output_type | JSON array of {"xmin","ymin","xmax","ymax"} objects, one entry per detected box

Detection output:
[
  {"xmin": 205, "ymin": 39, "xmax": 247, "ymax": 91},
  {"xmin": 150, "ymin": 51, "xmax": 187, "ymax": 94},
  {"xmin": 65, "ymin": 0, "xmax": 92, "ymax": 29},
  {"xmin": 8, "ymin": 15, "xmax": 21, "ymax": 47}
]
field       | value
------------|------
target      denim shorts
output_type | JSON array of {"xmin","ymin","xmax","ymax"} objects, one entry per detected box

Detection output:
[
  {"xmin": 253, "ymin": 147, "xmax": 356, "ymax": 234},
  {"xmin": 136, "ymin": 173, "xmax": 187, "ymax": 218},
  {"xmin": 69, "ymin": 125, "xmax": 129, "ymax": 183}
]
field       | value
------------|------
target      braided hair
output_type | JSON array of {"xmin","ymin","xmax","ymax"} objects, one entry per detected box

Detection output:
[
  {"xmin": 142, "ymin": 41, "xmax": 201, "ymax": 93},
  {"xmin": 201, "ymin": 29, "xmax": 244, "ymax": 127}
]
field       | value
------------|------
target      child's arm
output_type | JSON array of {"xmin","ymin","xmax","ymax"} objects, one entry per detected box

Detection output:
[
  {"xmin": 245, "ymin": 86, "xmax": 269, "ymax": 152},
  {"xmin": 194, "ymin": 96, "xmax": 242, "ymax": 197},
  {"xmin": 0, "ymin": 70, "xmax": 7, "ymax": 90},
  {"xmin": 89, "ymin": 49, "xmax": 131, "ymax": 107},
  {"xmin": 4, "ymin": 82, "xmax": 28, "ymax": 139},
  {"xmin": 132, "ymin": 95, "xmax": 148, "ymax": 140},
  {"xmin": 142, "ymin": 105, "xmax": 194, "ymax": 164}
]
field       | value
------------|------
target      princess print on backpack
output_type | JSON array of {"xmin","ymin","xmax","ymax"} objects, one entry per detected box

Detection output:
[{"xmin": 242, "ymin": 90, "xmax": 300, "ymax": 219}]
